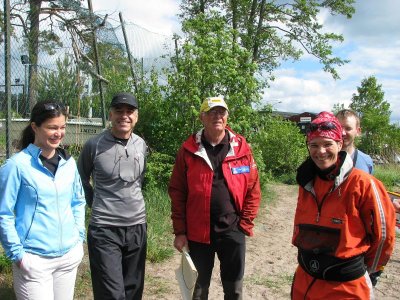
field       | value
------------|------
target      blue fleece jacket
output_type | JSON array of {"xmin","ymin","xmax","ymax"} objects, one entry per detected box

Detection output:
[{"xmin": 0, "ymin": 144, "xmax": 86, "ymax": 262}]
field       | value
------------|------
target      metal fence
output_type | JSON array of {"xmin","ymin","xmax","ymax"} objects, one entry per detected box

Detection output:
[{"xmin": 1, "ymin": 0, "xmax": 174, "ymax": 159}]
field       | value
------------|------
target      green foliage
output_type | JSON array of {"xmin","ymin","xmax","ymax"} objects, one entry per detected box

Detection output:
[
  {"xmin": 252, "ymin": 112, "xmax": 308, "ymax": 177},
  {"xmin": 144, "ymin": 152, "xmax": 175, "ymax": 190},
  {"xmin": 0, "ymin": 252, "xmax": 12, "ymax": 273},
  {"xmin": 179, "ymin": 0, "xmax": 355, "ymax": 79},
  {"xmin": 136, "ymin": 13, "xmax": 262, "ymax": 157},
  {"xmin": 144, "ymin": 187, "xmax": 174, "ymax": 263},
  {"xmin": 332, "ymin": 102, "xmax": 346, "ymax": 115},
  {"xmin": 82, "ymin": 42, "xmax": 136, "ymax": 119},
  {"xmin": 134, "ymin": 69, "xmax": 179, "ymax": 155},
  {"xmin": 64, "ymin": 143, "xmax": 83, "ymax": 161},
  {"xmin": 374, "ymin": 164, "xmax": 400, "ymax": 192},
  {"xmin": 350, "ymin": 76, "xmax": 391, "ymax": 120},
  {"xmin": 6, "ymin": 1, "xmax": 94, "ymax": 106},
  {"xmin": 249, "ymin": 141, "xmax": 269, "ymax": 189},
  {"xmin": 349, "ymin": 76, "xmax": 396, "ymax": 156},
  {"xmin": 36, "ymin": 56, "xmax": 85, "ymax": 117}
]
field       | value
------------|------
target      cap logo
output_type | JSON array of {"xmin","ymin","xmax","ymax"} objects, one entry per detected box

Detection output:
[{"xmin": 200, "ymin": 96, "xmax": 229, "ymax": 113}]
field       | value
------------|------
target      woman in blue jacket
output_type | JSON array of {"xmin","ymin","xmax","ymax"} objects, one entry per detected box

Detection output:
[{"xmin": 0, "ymin": 101, "xmax": 86, "ymax": 300}]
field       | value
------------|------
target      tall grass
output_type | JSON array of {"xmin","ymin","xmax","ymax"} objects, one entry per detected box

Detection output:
[
  {"xmin": 144, "ymin": 186, "xmax": 175, "ymax": 262},
  {"xmin": 374, "ymin": 164, "xmax": 400, "ymax": 192}
]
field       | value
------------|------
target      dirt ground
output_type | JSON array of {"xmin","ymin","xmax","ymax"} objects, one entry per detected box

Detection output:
[{"xmin": 142, "ymin": 183, "xmax": 400, "ymax": 300}]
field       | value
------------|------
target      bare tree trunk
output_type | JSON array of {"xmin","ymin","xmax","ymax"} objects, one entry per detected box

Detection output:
[
  {"xmin": 28, "ymin": 0, "xmax": 42, "ymax": 111},
  {"xmin": 230, "ymin": 0, "xmax": 238, "ymax": 44},
  {"xmin": 252, "ymin": 0, "xmax": 265, "ymax": 63}
]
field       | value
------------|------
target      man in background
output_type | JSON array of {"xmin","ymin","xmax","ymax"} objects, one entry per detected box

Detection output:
[{"xmin": 336, "ymin": 109, "xmax": 374, "ymax": 174}]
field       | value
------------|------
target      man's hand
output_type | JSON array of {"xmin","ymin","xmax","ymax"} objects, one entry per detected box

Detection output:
[
  {"xmin": 393, "ymin": 198, "xmax": 400, "ymax": 213},
  {"xmin": 174, "ymin": 234, "xmax": 188, "ymax": 252},
  {"xmin": 369, "ymin": 270, "xmax": 383, "ymax": 287}
]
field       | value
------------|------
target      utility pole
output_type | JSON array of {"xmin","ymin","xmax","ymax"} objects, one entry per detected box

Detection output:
[
  {"xmin": 87, "ymin": 0, "xmax": 107, "ymax": 128},
  {"xmin": 4, "ymin": 0, "xmax": 12, "ymax": 157}
]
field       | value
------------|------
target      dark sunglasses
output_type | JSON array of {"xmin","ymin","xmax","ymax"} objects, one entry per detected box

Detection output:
[
  {"xmin": 43, "ymin": 103, "xmax": 64, "ymax": 111},
  {"xmin": 306, "ymin": 121, "xmax": 336, "ymax": 134}
]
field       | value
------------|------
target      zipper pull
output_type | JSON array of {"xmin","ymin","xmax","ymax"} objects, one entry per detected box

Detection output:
[
  {"xmin": 125, "ymin": 146, "xmax": 129, "ymax": 158},
  {"xmin": 316, "ymin": 212, "xmax": 320, "ymax": 223}
]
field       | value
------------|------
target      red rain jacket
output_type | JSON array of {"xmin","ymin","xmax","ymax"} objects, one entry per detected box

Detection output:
[{"xmin": 169, "ymin": 127, "xmax": 261, "ymax": 243}]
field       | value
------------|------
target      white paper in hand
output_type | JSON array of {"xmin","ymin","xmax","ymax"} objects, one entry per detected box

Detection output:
[{"xmin": 175, "ymin": 249, "xmax": 198, "ymax": 300}]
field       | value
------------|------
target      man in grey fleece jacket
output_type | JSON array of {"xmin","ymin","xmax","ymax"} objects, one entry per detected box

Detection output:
[{"xmin": 78, "ymin": 92, "xmax": 147, "ymax": 300}]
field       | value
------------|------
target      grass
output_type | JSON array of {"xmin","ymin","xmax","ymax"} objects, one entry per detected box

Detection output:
[
  {"xmin": 144, "ymin": 187, "xmax": 175, "ymax": 263},
  {"xmin": 144, "ymin": 273, "xmax": 173, "ymax": 296},
  {"xmin": 374, "ymin": 164, "xmax": 400, "ymax": 192},
  {"xmin": 246, "ymin": 273, "xmax": 293, "ymax": 289}
]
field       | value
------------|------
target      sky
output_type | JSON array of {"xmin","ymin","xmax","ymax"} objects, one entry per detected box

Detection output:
[{"xmin": 90, "ymin": 0, "xmax": 400, "ymax": 124}]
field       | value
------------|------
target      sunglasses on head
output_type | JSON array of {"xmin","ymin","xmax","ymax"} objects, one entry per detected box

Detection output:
[
  {"xmin": 43, "ymin": 103, "xmax": 64, "ymax": 111},
  {"xmin": 306, "ymin": 121, "xmax": 336, "ymax": 133}
]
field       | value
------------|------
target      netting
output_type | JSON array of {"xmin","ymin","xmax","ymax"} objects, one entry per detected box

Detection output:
[{"xmin": 0, "ymin": 0, "xmax": 175, "ymax": 158}]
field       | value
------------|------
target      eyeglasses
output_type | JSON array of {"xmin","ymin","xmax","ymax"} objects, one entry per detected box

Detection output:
[
  {"xmin": 43, "ymin": 103, "xmax": 64, "ymax": 111},
  {"xmin": 205, "ymin": 109, "xmax": 228, "ymax": 117},
  {"xmin": 306, "ymin": 121, "xmax": 336, "ymax": 134}
]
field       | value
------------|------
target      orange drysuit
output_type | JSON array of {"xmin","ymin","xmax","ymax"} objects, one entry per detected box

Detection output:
[{"xmin": 292, "ymin": 152, "xmax": 396, "ymax": 299}]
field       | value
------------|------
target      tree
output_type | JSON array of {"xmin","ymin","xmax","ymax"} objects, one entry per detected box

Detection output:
[
  {"xmin": 4, "ymin": 1, "xmax": 98, "ymax": 110},
  {"xmin": 332, "ymin": 102, "xmax": 346, "ymax": 115},
  {"xmin": 350, "ymin": 76, "xmax": 392, "ymax": 155},
  {"xmin": 36, "ymin": 56, "xmax": 85, "ymax": 117},
  {"xmin": 135, "ymin": 13, "xmax": 262, "ymax": 156},
  {"xmin": 179, "ymin": 0, "xmax": 355, "ymax": 80},
  {"xmin": 84, "ymin": 42, "xmax": 135, "ymax": 118}
]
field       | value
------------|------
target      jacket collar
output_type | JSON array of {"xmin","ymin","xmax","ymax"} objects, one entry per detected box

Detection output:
[
  {"xmin": 26, "ymin": 143, "xmax": 70, "ymax": 162},
  {"xmin": 185, "ymin": 126, "xmax": 240, "ymax": 170},
  {"xmin": 297, "ymin": 151, "xmax": 353, "ymax": 193}
]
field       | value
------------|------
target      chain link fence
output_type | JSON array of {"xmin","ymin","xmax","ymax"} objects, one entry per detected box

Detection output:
[{"xmin": 1, "ymin": 0, "xmax": 174, "ymax": 159}]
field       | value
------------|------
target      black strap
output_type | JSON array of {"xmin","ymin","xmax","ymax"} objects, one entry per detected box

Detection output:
[{"xmin": 298, "ymin": 251, "xmax": 366, "ymax": 282}]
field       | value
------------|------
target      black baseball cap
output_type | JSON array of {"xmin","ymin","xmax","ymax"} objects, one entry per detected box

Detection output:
[{"xmin": 111, "ymin": 92, "xmax": 138, "ymax": 108}]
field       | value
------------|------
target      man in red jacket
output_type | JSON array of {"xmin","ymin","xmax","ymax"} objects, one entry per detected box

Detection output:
[{"xmin": 169, "ymin": 96, "xmax": 261, "ymax": 299}]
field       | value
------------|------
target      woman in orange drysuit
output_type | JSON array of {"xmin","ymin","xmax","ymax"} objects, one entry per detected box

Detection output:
[{"xmin": 291, "ymin": 111, "xmax": 395, "ymax": 299}]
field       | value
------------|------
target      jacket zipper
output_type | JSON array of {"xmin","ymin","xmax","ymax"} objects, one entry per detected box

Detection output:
[
  {"xmin": 54, "ymin": 178, "xmax": 62, "ymax": 253},
  {"xmin": 312, "ymin": 185, "xmax": 335, "ymax": 223}
]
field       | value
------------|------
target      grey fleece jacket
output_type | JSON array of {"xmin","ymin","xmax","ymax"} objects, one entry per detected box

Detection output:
[{"xmin": 78, "ymin": 129, "xmax": 147, "ymax": 227}]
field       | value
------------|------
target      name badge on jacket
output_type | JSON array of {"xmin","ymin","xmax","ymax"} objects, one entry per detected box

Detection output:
[{"xmin": 231, "ymin": 166, "xmax": 250, "ymax": 174}]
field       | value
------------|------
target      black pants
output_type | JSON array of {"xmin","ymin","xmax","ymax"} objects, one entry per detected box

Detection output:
[
  {"xmin": 87, "ymin": 224, "xmax": 147, "ymax": 300},
  {"xmin": 188, "ymin": 228, "xmax": 246, "ymax": 300}
]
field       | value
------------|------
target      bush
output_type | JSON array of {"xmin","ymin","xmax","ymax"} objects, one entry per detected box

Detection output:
[
  {"xmin": 249, "ymin": 143, "xmax": 270, "ymax": 188},
  {"xmin": 252, "ymin": 117, "xmax": 308, "ymax": 178},
  {"xmin": 144, "ymin": 152, "xmax": 175, "ymax": 190}
]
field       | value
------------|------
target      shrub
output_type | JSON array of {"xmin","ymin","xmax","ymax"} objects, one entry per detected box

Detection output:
[
  {"xmin": 252, "ymin": 117, "xmax": 308, "ymax": 178},
  {"xmin": 144, "ymin": 152, "xmax": 175, "ymax": 190}
]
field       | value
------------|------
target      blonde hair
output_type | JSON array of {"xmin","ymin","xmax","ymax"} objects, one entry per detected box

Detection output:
[{"xmin": 335, "ymin": 109, "xmax": 360, "ymax": 127}]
